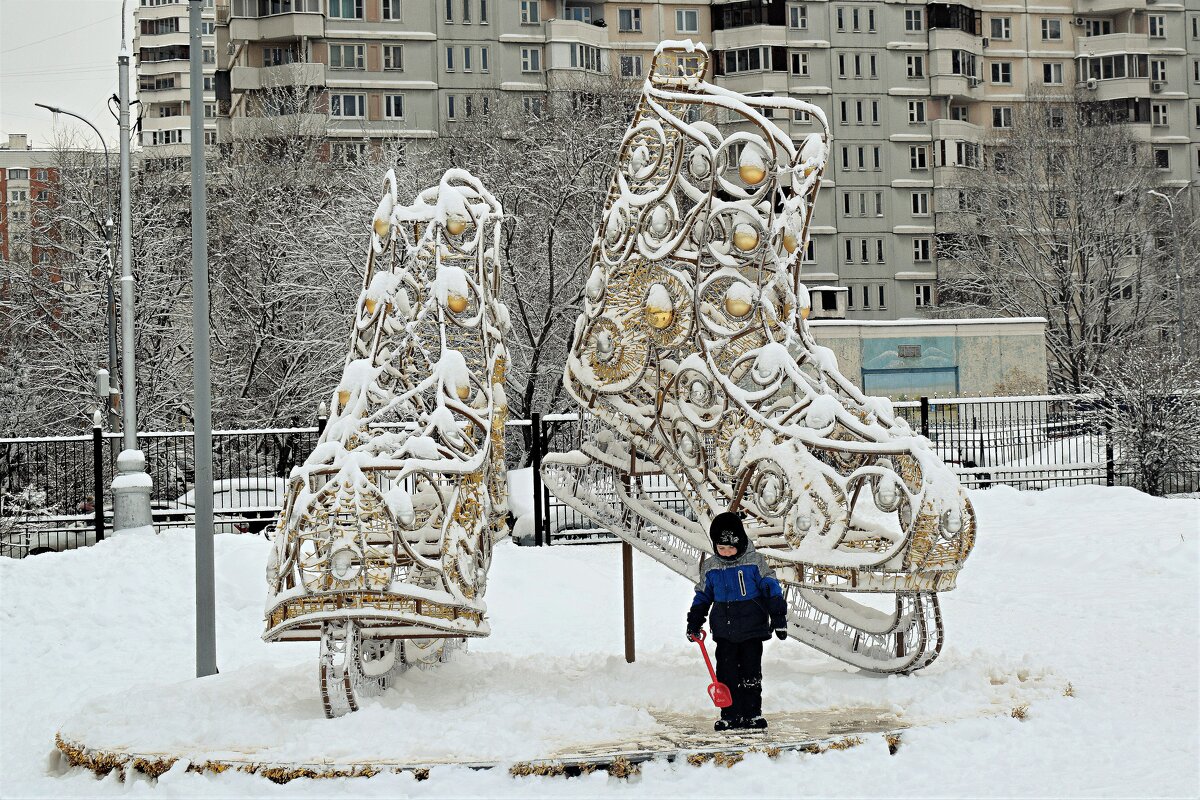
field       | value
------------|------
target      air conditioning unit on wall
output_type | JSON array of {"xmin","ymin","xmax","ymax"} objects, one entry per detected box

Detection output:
[
  {"xmin": 1086, "ymin": 78, "xmax": 1098, "ymax": 90},
  {"xmin": 1151, "ymin": 81, "xmax": 1165, "ymax": 93}
]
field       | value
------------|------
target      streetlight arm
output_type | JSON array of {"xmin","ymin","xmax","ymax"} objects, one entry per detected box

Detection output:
[{"xmin": 33, "ymin": 102, "xmax": 113, "ymax": 224}]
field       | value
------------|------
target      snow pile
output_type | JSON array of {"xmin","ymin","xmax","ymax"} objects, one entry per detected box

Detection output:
[{"xmin": 1, "ymin": 486, "xmax": 1196, "ymax": 797}]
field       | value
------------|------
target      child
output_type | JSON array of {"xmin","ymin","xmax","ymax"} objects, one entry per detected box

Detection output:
[{"xmin": 686, "ymin": 511, "xmax": 788, "ymax": 731}]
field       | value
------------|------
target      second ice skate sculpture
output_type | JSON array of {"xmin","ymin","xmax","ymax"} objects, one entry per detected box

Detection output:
[
  {"xmin": 543, "ymin": 43, "xmax": 976, "ymax": 674},
  {"xmin": 265, "ymin": 170, "xmax": 511, "ymax": 716}
]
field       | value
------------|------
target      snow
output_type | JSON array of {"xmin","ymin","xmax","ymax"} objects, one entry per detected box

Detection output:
[{"xmin": 2, "ymin": 488, "xmax": 1197, "ymax": 797}]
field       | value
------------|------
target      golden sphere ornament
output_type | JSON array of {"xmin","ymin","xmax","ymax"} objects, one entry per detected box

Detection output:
[
  {"xmin": 724, "ymin": 296, "xmax": 752, "ymax": 317},
  {"xmin": 373, "ymin": 217, "xmax": 391, "ymax": 238},
  {"xmin": 739, "ymin": 164, "xmax": 767, "ymax": 185},
  {"xmin": 783, "ymin": 233, "xmax": 798, "ymax": 254},
  {"xmin": 447, "ymin": 294, "xmax": 469, "ymax": 313},
  {"xmin": 733, "ymin": 224, "xmax": 759, "ymax": 252},
  {"xmin": 446, "ymin": 216, "xmax": 467, "ymax": 236},
  {"xmin": 456, "ymin": 384, "xmax": 471, "ymax": 400}
]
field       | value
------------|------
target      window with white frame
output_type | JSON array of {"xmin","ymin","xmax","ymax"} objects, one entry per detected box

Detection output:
[
  {"xmin": 905, "ymin": 8, "xmax": 922, "ymax": 31},
  {"xmin": 1043, "ymin": 62, "xmax": 1063, "ymax": 85},
  {"xmin": 383, "ymin": 45, "xmax": 403, "ymax": 70},
  {"xmin": 990, "ymin": 62, "xmax": 1012, "ymax": 84},
  {"xmin": 329, "ymin": 43, "xmax": 364, "ymax": 70},
  {"xmin": 910, "ymin": 145, "xmax": 928, "ymax": 169},
  {"xmin": 724, "ymin": 47, "xmax": 770, "ymax": 74},
  {"xmin": 1149, "ymin": 15, "xmax": 1165, "ymax": 38},
  {"xmin": 911, "ymin": 192, "xmax": 929, "ymax": 216},
  {"xmin": 619, "ymin": 54, "xmax": 643, "ymax": 77},
  {"xmin": 1041, "ymin": 19, "xmax": 1061, "ymax": 40},
  {"xmin": 570, "ymin": 44, "xmax": 601, "ymax": 71},
  {"xmin": 1153, "ymin": 148, "xmax": 1170, "ymax": 169},
  {"xmin": 906, "ymin": 54, "xmax": 924, "ymax": 78},
  {"xmin": 908, "ymin": 100, "xmax": 925, "ymax": 123},
  {"xmin": 35, "ymin": 169, "xmax": 48, "ymax": 180},
  {"xmin": 7, "ymin": 169, "xmax": 28, "ymax": 179},
  {"xmin": 447, "ymin": 94, "xmax": 457, "ymax": 120},
  {"xmin": 328, "ymin": 0, "xmax": 363, "ymax": 18},
  {"xmin": 618, "ymin": 7, "xmax": 641, "ymax": 31},
  {"xmin": 523, "ymin": 95, "xmax": 544, "ymax": 116},
  {"xmin": 913, "ymin": 238, "xmax": 931, "ymax": 262},
  {"xmin": 957, "ymin": 141, "xmax": 981, "ymax": 167},
  {"xmin": 385, "ymin": 94, "xmax": 405, "ymax": 118},
  {"xmin": 463, "ymin": 46, "xmax": 472, "ymax": 71},
  {"xmin": 446, "ymin": 46, "xmax": 455, "ymax": 70},
  {"xmin": 1084, "ymin": 19, "xmax": 1111, "ymax": 37},
  {"xmin": 790, "ymin": 52, "xmax": 808, "ymax": 76},
  {"xmin": 480, "ymin": 0, "xmax": 487, "ymax": 22},
  {"xmin": 329, "ymin": 93, "xmax": 365, "ymax": 117},
  {"xmin": 789, "ymin": 4, "xmax": 807, "ymax": 29},
  {"xmin": 1151, "ymin": 103, "xmax": 1168, "ymax": 126},
  {"xmin": 990, "ymin": 17, "xmax": 1011, "ymax": 39},
  {"xmin": 462, "ymin": 0, "xmax": 471, "ymax": 22},
  {"xmin": 1046, "ymin": 106, "xmax": 1065, "ymax": 128},
  {"xmin": 382, "ymin": 0, "xmax": 401, "ymax": 19},
  {"xmin": 914, "ymin": 284, "xmax": 933, "ymax": 307},
  {"xmin": 481, "ymin": 46, "xmax": 489, "ymax": 71},
  {"xmin": 1151, "ymin": 60, "xmax": 1167, "ymax": 82},
  {"xmin": 564, "ymin": 4, "xmax": 590, "ymax": 21},
  {"xmin": 521, "ymin": 47, "xmax": 542, "ymax": 72},
  {"xmin": 520, "ymin": 0, "xmax": 538, "ymax": 23},
  {"xmin": 792, "ymin": 105, "xmax": 812, "ymax": 123},
  {"xmin": 675, "ymin": 8, "xmax": 698, "ymax": 33},
  {"xmin": 992, "ymin": 106, "xmax": 1012, "ymax": 128}
]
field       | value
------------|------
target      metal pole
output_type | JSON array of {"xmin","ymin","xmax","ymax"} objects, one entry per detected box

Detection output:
[
  {"xmin": 92, "ymin": 411, "xmax": 105, "ymax": 544},
  {"xmin": 919, "ymin": 396, "xmax": 930, "ymax": 439},
  {"xmin": 117, "ymin": 50, "xmax": 137, "ymax": 451},
  {"xmin": 622, "ymin": 542, "xmax": 635, "ymax": 663},
  {"xmin": 190, "ymin": 0, "xmax": 217, "ymax": 678},
  {"xmin": 530, "ymin": 412, "xmax": 544, "ymax": 546}
]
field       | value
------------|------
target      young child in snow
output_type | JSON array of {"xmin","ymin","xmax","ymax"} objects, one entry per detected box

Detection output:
[{"xmin": 686, "ymin": 511, "xmax": 788, "ymax": 731}]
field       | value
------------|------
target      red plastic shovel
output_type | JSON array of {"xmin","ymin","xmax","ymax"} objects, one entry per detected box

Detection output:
[{"xmin": 689, "ymin": 629, "xmax": 732, "ymax": 708}]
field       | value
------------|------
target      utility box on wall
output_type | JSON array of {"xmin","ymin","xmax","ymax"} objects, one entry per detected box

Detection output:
[{"xmin": 809, "ymin": 317, "xmax": 1049, "ymax": 399}]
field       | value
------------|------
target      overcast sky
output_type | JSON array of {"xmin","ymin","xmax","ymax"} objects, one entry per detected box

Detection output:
[{"xmin": 1, "ymin": 0, "xmax": 138, "ymax": 150}]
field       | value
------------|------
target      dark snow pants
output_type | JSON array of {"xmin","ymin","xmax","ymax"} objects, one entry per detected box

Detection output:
[{"xmin": 714, "ymin": 637, "xmax": 763, "ymax": 721}]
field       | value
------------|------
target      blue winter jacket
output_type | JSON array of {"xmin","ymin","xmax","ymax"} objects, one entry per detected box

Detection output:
[{"xmin": 687, "ymin": 540, "xmax": 787, "ymax": 643}]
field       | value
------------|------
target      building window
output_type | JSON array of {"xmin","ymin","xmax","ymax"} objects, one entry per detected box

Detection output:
[
  {"xmin": 1084, "ymin": 19, "xmax": 1111, "ymax": 37},
  {"xmin": 462, "ymin": 0, "xmax": 471, "ymax": 22},
  {"xmin": 992, "ymin": 106, "xmax": 1012, "ymax": 128},
  {"xmin": 328, "ymin": 0, "xmax": 363, "ymax": 18},
  {"xmin": 1045, "ymin": 106, "xmax": 1065, "ymax": 128},
  {"xmin": 446, "ymin": 46, "xmax": 455, "ymax": 71},
  {"xmin": 520, "ymin": 0, "xmax": 538, "ymax": 23},
  {"xmin": 203, "ymin": 47, "xmax": 216, "ymax": 64},
  {"xmin": 789, "ymin": 4, "xmax": 807, "ymax": 30},
  {"xmin": 1151, "ymin": 60, "xmax": 1167, "ymax": 83},
  {"xmin": 790, "ymin": 52, "xmax": 808, "ymax": 76},
  {"xmin": 1149, "ymin": 15, "xmax": 1165, "ymax": 38},
  {"xmin": 911, "ymin": 191, "xmax": 929, "ymax": 216},
  {"xmin": 1153, "ymin": 148, "xmax": 1170, "ymax": 169},
  {"xmin": 35, "ymin": 169, "xmax": 48, "ymax": 180},
  {"xmin": 1151, "ymin": 103, "xmax": 1168, "ymax": 126},
  {"xmin": 844, "ymin": 238, "xmax": 854, "ymax": 263},
  {"xmin": 1043, "ymin": 62, "xmax": 1063, "ymax": 85},
  {"xmin": 990, "ymin": 17, "xmax": 1011, "ymax": 39},
  {"xmin": 329, "ymin": 44, "xmax": 365, "ymax": 70},
  {"xmin": 914, "ymin": 284, "xmax": 933, "ymax": 307},
  {"xmin": 875, "ymin": 238, "xmax": 885, "ymax": 261},
  {"xmin": 382, "ymin": 0, "xmax": 401, "ymax": 19},
  {"xmin": 447, "ymin": 94, "xmax": 457, "ymax": 120},
  {"xmin": 329, "ymin": 93, "xmax": 365, "ymax": 117},
  {"xmin": 521, "ymin": 47, "xmax": 542, "ymax": 72},
  {"xmin": 463, "ymin": 46, "xmax": 472, "ymax": 71},
  {"xmin": 908, "ymin": 100, "xmax": 925, "ymax": 123},
  {"xmin": 1041, "ymin": 19, "xmax": 1061, "ymax": 41},
  {"xmin": 906, "ymin": 55, "xmax": 924, "ymax": 78},
  {"xmin": 384, "ymin": 45, "xmax": 403, "ymax": 70},
  {"xmin": 570, "ymin": 44, "xmax": 601, "ymax": 71},
  {"xmin": 957, "ymin": 141, "xmax": 980, "ymax": 168},
  {"xmin": 385, "ymin": 94, "xmax": 405, "ymax": 118},
  {"xmin": 909, "ymin": 145, "xmax": 928, "ymax": 169},
  {"xmin": 481, "ymin": 46, "xmax": 489, "ymax": 72},
  {"xmin": 792, "ymin": 105, "xmax": 811, "ymax": 123},
  {"xmin": 617, "ymin": 7, "xmax": 641, "ymax": 32},
  {"xmin": 990, "ymin": 62, "xmax": 1012, "ymax": 84},
  {"xmin": 904, "ymin": 8, "xmax": 922, "ymax": 31},
  {"xmin": 523, "ymin": 96, "xmax": 544, "ymax": 116},
  {"xmin": 675, "ymin": 9, "xmax": 698, "ymax": 33},
  {"xmin": 861, "ymin": 285, "xmax": 870, "ymax": 309},
  {"xmin": 619, "ymin": 54, "xmax": 643, "ymax": 77},
  {"xmin": 480, "ymin": 0, "xmax": 487, "ymax": 22},
  {"xmin": 724, "ymin": 47, "xmax": 770, "ymax": 74},
  {"xmin": 7, "ymin": 168, "xmax": 29, "ymax": 179},
  {"xmin": 913, "ymin": 238, "xmax": 931, "ymax": 262}
]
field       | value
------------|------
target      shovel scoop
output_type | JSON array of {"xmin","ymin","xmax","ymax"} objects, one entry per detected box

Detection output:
[{"xmin": 689, "ymin": 629, "xmax": 732, "ymax": 708}]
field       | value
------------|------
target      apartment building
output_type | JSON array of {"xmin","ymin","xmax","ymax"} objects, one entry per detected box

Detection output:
[
  {"xmin": 193, "ymin": 0, "xmax": 1198, "ymax": 319},
  {"xmin": 0, "ymin": 134, "xmax": 58, "ymax": 270},
  {"xmin": 134, "ymin": 0, "xmax": 219, "ymax": 154}
]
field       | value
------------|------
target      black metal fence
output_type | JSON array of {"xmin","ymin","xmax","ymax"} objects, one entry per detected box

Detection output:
[{"xmin": 3, "ymin": 395, "xmax": 1197, "ymax": 558}]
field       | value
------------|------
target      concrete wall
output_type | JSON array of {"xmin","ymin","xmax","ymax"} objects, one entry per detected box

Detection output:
[{"xmin": 810, "ymin": 317, "xmax": 1048, "ymax": 399}]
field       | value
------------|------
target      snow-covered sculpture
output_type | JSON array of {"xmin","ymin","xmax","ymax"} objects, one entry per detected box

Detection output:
[
  {"xmin": 543, "ymin": 42, "xmax": 976, "ymax": 673},
  {"xmin": 265, "ymin": 170, "xmax": 510, "ymax": 717}
]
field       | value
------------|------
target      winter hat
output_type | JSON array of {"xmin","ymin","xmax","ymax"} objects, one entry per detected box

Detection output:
[{"xmin": 709, "ymin": 511, "xmax": 747, "ymax": 558}]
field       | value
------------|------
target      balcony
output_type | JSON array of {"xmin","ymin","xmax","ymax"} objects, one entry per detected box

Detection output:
[
  {"xmin": 1075, "ymin": 32, "xmax": 1149, "ymax": 56},
  {"xmin": 136, "ymin": 30, "xmax": 191, "ymax": 49},
  {"xmin": 229, "ymin": 112, "xmax": 326, "ymax": 139},
  {"xmin": 932, "ymin": 118, "xmax": 983, "ymax": 141},
  {"xmin": 928, "ymin": 28, "xmax": 981, "ymax": 54},
  {"xmin": 545, "ymin": 18, "xmax": 609, "ymax": 48},
  {"xmin": 931, "ymin": 73, "xmax": 984, "ymax": 100},
  {"xmin": 1074, "ymin": 0, "xmax": 1145, "ymax": 14},
  {"xmin": 713, "ymin": 25, "xmax": 787, "ymax": 50},
  {"xmin": 1087, "ymin": 76, "xmax": 1151, "ymax": 102},
  {"xmin": 230, "ymin": 62, "xmax": 325, "ymax": 91},
  {"xmin": 229, "ymin": 12, "xmax": 324, "ymax": 42}
]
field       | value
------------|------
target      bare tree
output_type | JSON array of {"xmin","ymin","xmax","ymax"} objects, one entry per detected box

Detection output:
[{"xmin": 935, "ymin": 92, "xmax": 1182, "ymax": 392}]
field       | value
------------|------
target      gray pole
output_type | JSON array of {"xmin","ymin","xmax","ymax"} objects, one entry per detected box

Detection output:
[
  {"xmin": 190, "ymin": 0, "xmax": 217, "ymax": 678},
  {"xmin": 111, "ymin": 31, "xmax": 154, "ymax": 534}
]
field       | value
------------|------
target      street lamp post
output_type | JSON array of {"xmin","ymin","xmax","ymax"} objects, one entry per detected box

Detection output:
[
  {"xmin": 32, "ymin": 103, "xmax": 120, "ymax": 429},
  {"xmin": 1147, "ymin": 188, "xmax": 1188, "ymax": 353}
]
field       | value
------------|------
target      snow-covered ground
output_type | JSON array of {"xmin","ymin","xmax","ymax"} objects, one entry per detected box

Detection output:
[{"xmin": 1, "ymin": 485, "xmax": 1196, "ymax": 797}]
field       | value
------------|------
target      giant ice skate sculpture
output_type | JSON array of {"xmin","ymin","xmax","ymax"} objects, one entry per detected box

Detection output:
[
  {"xmin": 543, "ymin": 43, "xmax": 976, "ymax": 674},
  {"xmin": 265, "ymin": 170, "xmax": 510, "ymax": 716}
]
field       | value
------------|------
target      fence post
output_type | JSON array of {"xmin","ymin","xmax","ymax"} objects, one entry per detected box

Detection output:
[
  {"xmin": 316, "ymin": 401, "xmax": 328, "ymax": 437},
  {"xmin": 531, "ymin": 412, "xmax": 545, "ymax": 546},
  {"xmin": 1104, "ymin": 419, "xmax": 1115, "ymax": 487},
  {"xmin": 92, "ymin": 410, "xmax": 105, "ymax": 544},
  {"xmin": 622, "ymin": 541, "xmax": 636, "ymax": 663},
  {"xmin": 919, "ymin": 396, "xmax": 930, "ymax": 439}
]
